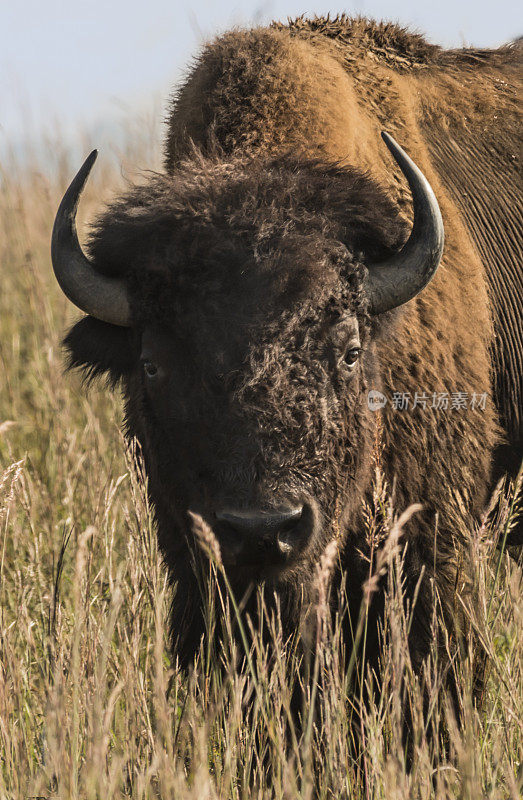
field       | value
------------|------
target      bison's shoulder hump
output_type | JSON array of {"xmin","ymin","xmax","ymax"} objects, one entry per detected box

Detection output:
[{"xmin": 273, "ymin": 14, "xmax": 522, "ymax": 72}]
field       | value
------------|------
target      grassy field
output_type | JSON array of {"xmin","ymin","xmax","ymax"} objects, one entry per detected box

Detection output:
[{"xmin": 0, "ymin": 131, "xmax": 522, "ymax": 799}]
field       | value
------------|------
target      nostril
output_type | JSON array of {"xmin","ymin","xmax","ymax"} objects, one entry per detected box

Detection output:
[
  {"xmin": 277, "ymin": 509, "xmax": 307, "ymax": 549},
  {"xmin": 280, "ymin": 511, "xmax": 302, "ymax": 534}
]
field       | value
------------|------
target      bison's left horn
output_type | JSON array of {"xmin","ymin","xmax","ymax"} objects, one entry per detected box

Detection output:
[
  {"xmin": 366, "ymin": 132, "xmax": 444, "ymax": 315},
  {"xmin": 51, "ymin": 150, "xmax": 131, "ymax": 327}
]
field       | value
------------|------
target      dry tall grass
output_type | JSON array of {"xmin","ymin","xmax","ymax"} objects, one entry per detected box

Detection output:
[{"xmin": 0, "ymin": 127, "xmax": 521, "ymax": 799}]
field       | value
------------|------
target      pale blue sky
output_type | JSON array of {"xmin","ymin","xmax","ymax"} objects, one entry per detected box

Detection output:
[{"xmin": 1, "ymin": 0, "xmax": 521, "ymax": 152}]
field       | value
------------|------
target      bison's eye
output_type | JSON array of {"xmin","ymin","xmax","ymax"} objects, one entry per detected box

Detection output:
[
  {"xmin": 142, "ymin": 360, "xmax": 158, "ymax": 379},
  {"xmin": 343, "ymin": 347, "xmax": 362, "ymax": 369}
]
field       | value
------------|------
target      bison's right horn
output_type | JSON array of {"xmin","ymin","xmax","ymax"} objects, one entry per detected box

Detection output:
[
  {"xmin": 365, "ymin": 132, "xmax": 444, "ymax": 315},
  {"xmin": 51, "ymin": 150, "xmax": 131, "ymax": 327}
]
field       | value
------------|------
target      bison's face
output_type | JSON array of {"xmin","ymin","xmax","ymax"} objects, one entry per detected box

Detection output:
[
  {"xmin": 127, "ymin": 264, "xmax": 375, "ymax": 581},
  {"xmin": 56, "ymin": 141, "xmax": 443, "ymax": 585}
]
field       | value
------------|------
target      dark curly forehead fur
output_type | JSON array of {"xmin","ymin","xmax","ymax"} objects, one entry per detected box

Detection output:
[{"xmin": 85, "ymin": 153, "xmax": 406, "ymax": 329}]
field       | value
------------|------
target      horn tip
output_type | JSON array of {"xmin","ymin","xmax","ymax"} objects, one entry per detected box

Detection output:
[{"xmin": 73, "ymin": 150, "xmax": 99, "ymax": 190}]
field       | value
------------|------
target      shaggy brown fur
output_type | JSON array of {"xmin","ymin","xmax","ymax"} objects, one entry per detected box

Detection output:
[
  {"xmin": 165, "ymin": 15, "xmax": 522, "ymax": 458},
  {"xmin": 64, "ymin": 16, "xmax": 522, "ymax": 742}
]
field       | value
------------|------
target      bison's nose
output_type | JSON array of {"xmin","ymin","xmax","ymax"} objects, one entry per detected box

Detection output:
[{"xmin": 215, "ymin": 505, "xmax": 307, "ymax": 565}]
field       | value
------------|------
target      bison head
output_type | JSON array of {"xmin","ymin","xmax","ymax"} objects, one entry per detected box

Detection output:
[{"xmin": 52, "ymin": 135, "xmax": 443, "ymax": 590}]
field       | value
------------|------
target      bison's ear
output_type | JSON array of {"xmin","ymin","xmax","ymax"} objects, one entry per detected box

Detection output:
[{"xmin": 63, "ymin": 317, "xmax": 135, "ymax": 387}]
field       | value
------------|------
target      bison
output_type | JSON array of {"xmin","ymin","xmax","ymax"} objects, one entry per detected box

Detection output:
[{"xmin": 51, "ymin": 16, "xmax": 522, "ymax": 721}]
